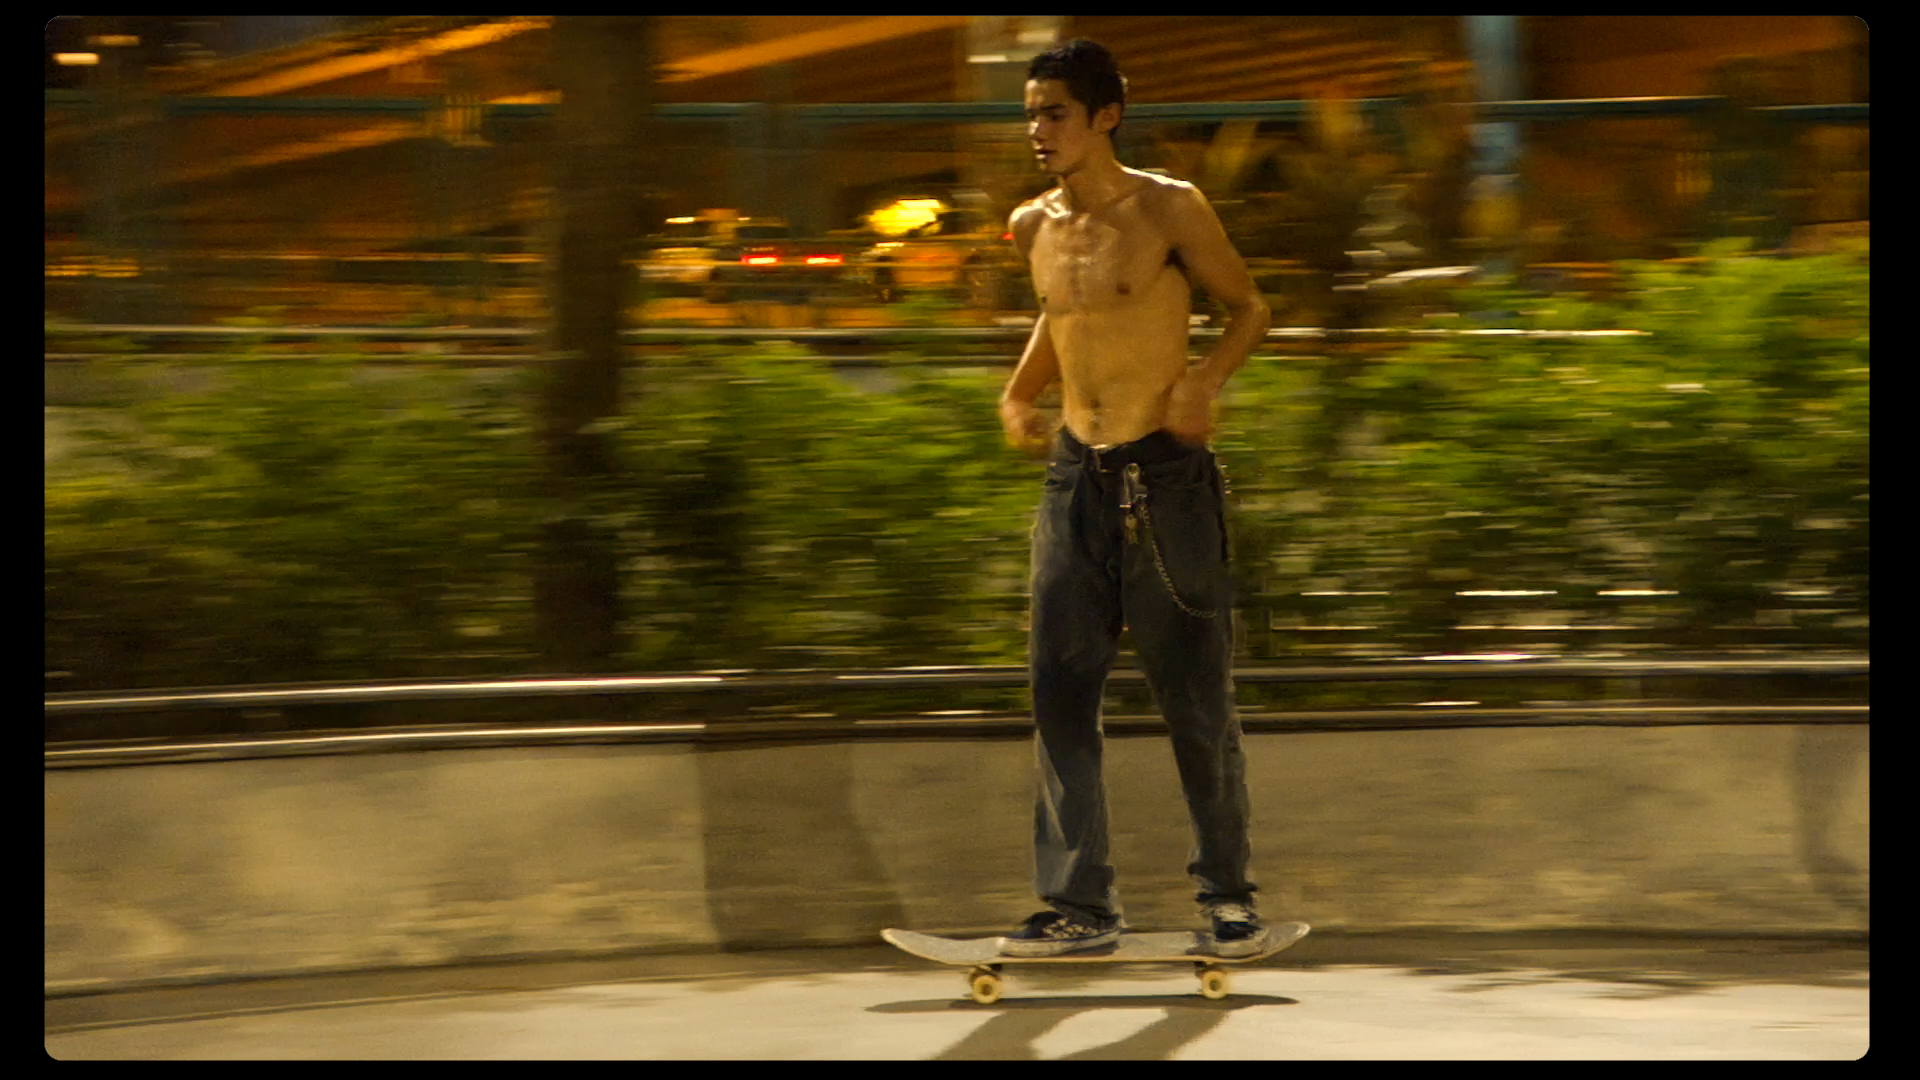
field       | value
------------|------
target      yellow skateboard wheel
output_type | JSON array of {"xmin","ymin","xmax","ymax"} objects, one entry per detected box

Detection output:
[
  {"xmin": 968, "ymin": 967, "xmax": 1003, "ymax": 1004},
  {"xmin": 1199, "ymin": 965, "xmax": 1231, "ymax": 999}
]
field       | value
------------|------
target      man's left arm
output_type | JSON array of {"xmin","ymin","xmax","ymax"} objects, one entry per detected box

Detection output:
[{"xmin": 1162, "ymin": 184, "xmax": 1270, "ymax": 441}]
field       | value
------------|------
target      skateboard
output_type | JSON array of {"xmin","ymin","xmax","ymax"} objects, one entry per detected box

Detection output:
[{"xmin": 881, "ymin": 922, "xmax": 1311, "ymax": 1004}]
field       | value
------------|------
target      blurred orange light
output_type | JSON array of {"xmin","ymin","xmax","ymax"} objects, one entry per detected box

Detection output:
[
  {"xmin": 55, "ymin": 52, "xmax": 100, "ymax": 66},
  {"xmin": 743, "ymin": 255, "xmax": 779, "ymax": 266},
  {"xmin": 804, "ymin": 255, "xmax": 843, "ymax": 266}
]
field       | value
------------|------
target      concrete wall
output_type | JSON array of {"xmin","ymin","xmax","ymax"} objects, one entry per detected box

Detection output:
[{"xmin": 45, "ymin": 724, "xmax": 1868, "ymax": 993}]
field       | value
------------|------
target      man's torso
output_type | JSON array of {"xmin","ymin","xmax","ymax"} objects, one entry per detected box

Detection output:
[{"xmin": 1022, "ymin": 171, "xmax": 1195, "ymax": 447}]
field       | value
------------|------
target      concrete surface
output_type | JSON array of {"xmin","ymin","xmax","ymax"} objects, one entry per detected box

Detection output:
[
  {"xmin": 44, "ymin": 934, "xmax": 1868, "ymax": 1059},
  {"xmin": 46, "ymin": 725, "xmax": 1868, "ymax": 991}
]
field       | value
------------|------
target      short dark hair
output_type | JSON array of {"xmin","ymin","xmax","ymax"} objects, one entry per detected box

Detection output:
[{"xmin": 1027, "ymin": 38, "xmax": 1127, "ymax": 133}]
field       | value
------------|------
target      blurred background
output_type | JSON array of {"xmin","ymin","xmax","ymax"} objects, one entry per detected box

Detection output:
[
  {"xmin": 45, "ymin": 16, "xmax": 1866, "ymax": 327},
  {"xmin": 46, "ymin": 15, "xmax": 1867, "ymax": 729},
  {"xmin": 43, "ymin": 16, "xmax": 1868, "ymax": 1000}
]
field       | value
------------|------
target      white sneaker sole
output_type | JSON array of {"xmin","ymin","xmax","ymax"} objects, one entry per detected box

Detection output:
[{"xmin": 994, "ymin": 930, "xmax": 1121, "ymax": 957}]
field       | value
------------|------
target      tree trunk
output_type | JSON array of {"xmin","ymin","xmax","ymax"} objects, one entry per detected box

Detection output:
[{"xmin": 535, "ymin": 16, "xmax": 656, "ymax": 673}]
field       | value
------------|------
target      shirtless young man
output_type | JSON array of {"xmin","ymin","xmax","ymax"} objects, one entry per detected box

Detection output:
[{"xmin": 994, "ymin": 40, "xmax": 1276, "ymax": 958}]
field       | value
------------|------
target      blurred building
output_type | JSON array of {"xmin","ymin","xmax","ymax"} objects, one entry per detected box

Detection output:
[{"xmin": 45, "ymin": 16, "xmax": 1866, "ymax": 324}]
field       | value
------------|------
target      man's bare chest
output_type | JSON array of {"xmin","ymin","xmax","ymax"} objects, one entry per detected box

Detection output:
[{"xmin": 1029, "ymin": 210, "xmax": 1177, "ymax": 313}]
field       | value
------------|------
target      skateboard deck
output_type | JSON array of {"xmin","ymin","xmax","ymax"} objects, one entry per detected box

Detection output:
[{"xmin": 882, "ymin": 922, "xmax": 1310, "ymax": 1002}]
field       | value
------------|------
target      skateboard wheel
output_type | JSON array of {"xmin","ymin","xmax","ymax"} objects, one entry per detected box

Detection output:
[
  {"xmin": 1198, "ymin": 965, "xmax": 1231, "ymax": 1000},
  {"xmin": 968, "ymin": 968, "xmax": 1003, "ymax": 1005}
]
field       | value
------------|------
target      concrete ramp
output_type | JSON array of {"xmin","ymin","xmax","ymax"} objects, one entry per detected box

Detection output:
[{"xmin": 46, "ymin": 725, "xmax": 1867, "ymax": 993}]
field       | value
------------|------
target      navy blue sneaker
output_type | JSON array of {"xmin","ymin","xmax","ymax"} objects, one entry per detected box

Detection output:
[
  {"xmin": 996, "ymin": 910, "xmax": 1122, "ymax": 957},
  {"xmin": 1205, "ymin": 902, "xmax": 1269, "ymax": 958}
]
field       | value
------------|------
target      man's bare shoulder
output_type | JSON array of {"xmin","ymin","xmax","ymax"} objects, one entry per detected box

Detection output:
[
  {"xmin": 1130, "ymin": 172, "xmax": 1231, "ymax": 254},
  {"xmin": 1009, "ymin": 191, "xmax": 1061, "ymax": 229},
  {"xmin": 1008, "ymin": 191, "xmax": 1062, "ymax": 254},
  {"xmin": 1130, "ymin": 170, "xmax": 1211, "ymax": 218}
]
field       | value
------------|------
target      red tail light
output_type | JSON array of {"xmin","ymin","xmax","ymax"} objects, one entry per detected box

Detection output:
[
  {"xmin": 742, "ymin": 254, "xmax": 779, "ymax": 266},
  {"xmin": 803, "ymin": 254, "xmax": 844, "ymax": 266}
]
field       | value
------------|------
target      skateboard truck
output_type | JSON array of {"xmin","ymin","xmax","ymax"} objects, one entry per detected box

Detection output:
[{"xmin": 962, "ymin": 958, "xmax": 1233, "ymax": 1004}]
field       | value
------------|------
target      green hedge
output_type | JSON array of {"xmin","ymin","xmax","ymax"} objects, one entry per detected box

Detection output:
[
  {"xmin": 1222, "ymin": 242, "xmax": 1868, "ymax": 650},
  {"xmin": 46, "ymin": 245, "xmax": 1867, "ymax": 694},
  {"xmin": 47, "ymin": 354, "xmax": 547, "ymax": 689}
]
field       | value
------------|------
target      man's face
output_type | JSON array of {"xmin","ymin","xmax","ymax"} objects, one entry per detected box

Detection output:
[{"xmin": 1025, "ymin": 78, "xmax": 1116, "ymax": 177}]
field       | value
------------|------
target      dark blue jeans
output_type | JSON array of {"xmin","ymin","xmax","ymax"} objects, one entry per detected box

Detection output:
[{"xmin": 1028, "ymin": 427, "xmax": 1256, "ymax": 926}]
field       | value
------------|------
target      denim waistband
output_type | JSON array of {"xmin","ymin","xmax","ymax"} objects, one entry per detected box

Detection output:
[{"xmin": 1057, "ymin": 428, "xmax": 1197, "ymax": 472}]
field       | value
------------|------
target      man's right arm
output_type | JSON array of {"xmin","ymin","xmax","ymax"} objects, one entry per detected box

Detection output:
[
  {"xmin": 998, "ymin": 202, "xmax": 1058, "ymax": 456},
  {"xmin": 999, "ymin": 313, "xmax": 1060, "ymax": 456}
]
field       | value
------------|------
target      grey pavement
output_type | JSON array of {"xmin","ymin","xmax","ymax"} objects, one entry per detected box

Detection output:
[{"xmin": 46, "ymin": 933, "xmax": 1867, "ymax": 1060}]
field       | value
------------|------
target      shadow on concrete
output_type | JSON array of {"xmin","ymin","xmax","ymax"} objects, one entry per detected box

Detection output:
[
  {"xmin": 1295, "ymin": 932, "xmax": 1869, "ymax": 995},
  {"xmin": 870, "ymin": 993, "xmax": 1299, "ymax": 1013},
  {"xmin": 1793, "ymin": 726, "xmax": 1870, "ymax": 919},
  {"xmin": 697, "ymin": 742, "xmax": 908, "ymax": 947},
  {"xmin": 870, "ymin": 994, "xmax": 1298, "ymax": 1060},
  {"xmin": 1401, "ymin": 959, "xmax": 1722, "ymax": 997}
]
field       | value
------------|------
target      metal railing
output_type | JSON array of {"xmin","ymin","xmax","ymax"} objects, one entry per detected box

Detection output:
[
  {"xmin": 44, "ymin": 92, "xmax": 1870, "ymax": 125},
  {"xmin": 45, "ymin": 654, "xmax": 1868, "ymax": 767},
  {"xmin": 44, "ymin": 322, "xmax": 1658, "ymax": 373},
  {"xmin": 42, "ymin": 655, "xmax": 1869, "ymax": 714},
  {"xmin": 44, "ymin": 323, "xmax": 1650, "ymax": 350}
]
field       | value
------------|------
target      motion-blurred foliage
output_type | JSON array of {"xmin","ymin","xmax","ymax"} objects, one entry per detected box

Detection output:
[
  {"xmin": 1222, "ymin": 241, "xmax": 1867, "ymax": 650},
  {"xmin": 47, "ymin": 350, "xmax": 545, "ymax": 688},
  {"xmin": 601, "ymin": 348, "xmax": 1036, "ymax": 671},
  {"xmin": 46, "ymin": 244, "xmax": 1865, "ymax": 693}
]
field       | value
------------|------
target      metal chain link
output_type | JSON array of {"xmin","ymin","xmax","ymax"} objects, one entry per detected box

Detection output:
[{"xmin": 1136, "ymin": 499, "xmax": 1220, "ymax": 620}]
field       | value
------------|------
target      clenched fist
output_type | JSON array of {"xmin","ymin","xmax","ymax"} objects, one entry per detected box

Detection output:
[{"xmin": 999, "ymin": 399, "xmax": 1055, "ymax": 459}]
